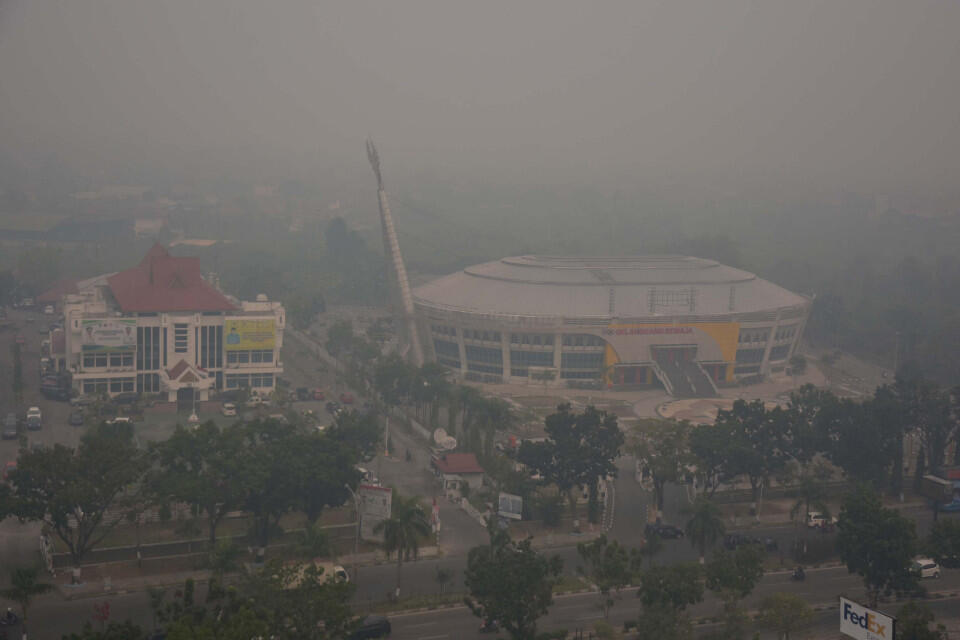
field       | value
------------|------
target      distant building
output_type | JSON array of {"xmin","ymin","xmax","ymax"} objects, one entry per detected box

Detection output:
[
  {"xmin": 414, "ymin": 256, "xmax": 811, "ymax": 395},
  {"xmin": 432, "ymin": 452, "xmax": 485, "ymax": 491},
  {"xmin": 62, "ymin": 244, "xmax": 284, "ymax": 403}
]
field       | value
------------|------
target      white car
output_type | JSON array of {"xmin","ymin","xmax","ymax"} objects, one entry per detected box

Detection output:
[
  {"xmin": 913, "ymin": 557, "xmax": 941, "ymax": 579},
  {"xmin": 221, "ymin": 402, "xmax": 237, "ymax": 417},
  {"xmin": 26, "ymin": 407, "xmax": 42, "ymax": 422},
  {"xmin": 806, "ymin": 511, "xmax": 837, "ymax": 529},
  {"xmin": 43, "ymin": 305, "xmax": 54, "ymax": 315},
  {"xmin": 108, "ymin": 416, "xmax": 132, "ymax": 425},
  {"xmin": 245, "ymin": 395, "xmax": 262, "ymax": 408}
]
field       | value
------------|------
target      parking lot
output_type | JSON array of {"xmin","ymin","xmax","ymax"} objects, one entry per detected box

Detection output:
[{"xmin": 0, "ymin": 308, "xmax": 346, "ymax": 462}]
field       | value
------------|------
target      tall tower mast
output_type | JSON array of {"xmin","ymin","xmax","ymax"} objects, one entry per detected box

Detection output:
[{"xmin": 367, "ymin": 140, "xmax": 424, "ymax": 366}]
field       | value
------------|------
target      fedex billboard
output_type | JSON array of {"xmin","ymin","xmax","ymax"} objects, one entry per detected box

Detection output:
[{"xmin": 840, "ymin": 597, "xmax": 895, "ymax": 640}]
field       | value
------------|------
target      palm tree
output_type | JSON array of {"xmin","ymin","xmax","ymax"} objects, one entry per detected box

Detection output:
[
  {"xmin": 374, "ymin": 493, "xmax": 431, "ymax": 599},
  {"xmin": 0, "ymin": 566, "xmax": 53, "ymax": 625},
  {"xmin": 684, "ymin": 497, "xmax": 725, "ymax": 564}
]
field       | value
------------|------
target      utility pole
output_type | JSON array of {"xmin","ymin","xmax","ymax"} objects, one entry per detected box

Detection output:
[{"xmin": 344, "ymin": 484, "xmax": 360, "ymax": 585}]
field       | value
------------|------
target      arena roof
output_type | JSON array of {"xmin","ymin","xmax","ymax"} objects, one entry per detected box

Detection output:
[{"xmin": 413, "ymin": 255, "xmax": 809, "ymax": 320}]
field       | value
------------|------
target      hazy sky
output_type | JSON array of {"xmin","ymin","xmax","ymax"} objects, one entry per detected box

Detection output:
[{"xmin": 2, "ymin": 0, "xmax": 959, "ymax": 196}]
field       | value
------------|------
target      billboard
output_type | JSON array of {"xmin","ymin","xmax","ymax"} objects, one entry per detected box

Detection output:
[
  {"xmin": 840, "ymin": 597, "xmax": 894, "ymax": 640},
  {"xmin": 81, "ymin": 319, "xmax": 137, "ymax": 352},
  {"xmin": 358, "ymin": 484, "xmax": 392, "ymax": 542},
  {"xmin": 498, "ymin": 492, "xmax": 523, "ymax": 520},
  {"xmin": 224, "ymin": 318, "xmax": 275, "ymax": 351}
]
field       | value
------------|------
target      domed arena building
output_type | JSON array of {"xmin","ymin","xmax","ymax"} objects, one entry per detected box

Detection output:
[{"xmin": 412, "ymin": 256, "xmax": 811, "ymax": 395}]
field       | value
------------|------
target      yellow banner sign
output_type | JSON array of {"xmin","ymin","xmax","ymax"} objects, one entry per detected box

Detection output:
[{"xmin": 224, "ymin": 319, "xmax": 275, "ymax": 351}]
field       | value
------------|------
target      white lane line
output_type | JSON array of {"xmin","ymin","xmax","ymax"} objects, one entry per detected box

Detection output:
[{"xmin": 406, "ymin": 622, "xmax": 437, "ymax": 628}]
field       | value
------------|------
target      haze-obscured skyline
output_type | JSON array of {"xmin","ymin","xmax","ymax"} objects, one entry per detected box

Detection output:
[{"xmin": 2, "ymin": 0, "xmax": 959, "ymax": 201}]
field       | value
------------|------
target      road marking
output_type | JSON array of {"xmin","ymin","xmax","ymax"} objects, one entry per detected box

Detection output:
[
  {"xmin": 406, "ymin": 622, "xmax": 437, "ymax": 628},
  {"xmin": 576, "ymin": 614, "xmax": 604, "ymax": 620}
]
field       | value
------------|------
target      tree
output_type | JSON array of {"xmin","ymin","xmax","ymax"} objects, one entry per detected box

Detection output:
[
  {"xmin": 714, "ymin": 399, "xmax": 789, "ymax": 516},
  {"xmin": 837, "ymin": 484, "xmax": 919, "ymax": 607},
  {"xmin": 758, "ymin": 592, "xmax": 813, "ymax": 640},
  {"xmin": 636, "ymin": 563, "xmax": 703, "ymax": 612},
  {"xmin": 11, "ymin": 342, "xmax": 23, "ymax": 403},
  {"xmin": 896, "ymin": 601, "xmax": 948, "ymax": 640},
  {"xmin": 924, "ymin": 519, "xmax": 960, "ymax": 568},
  {"xmin": 62, "ymin": 621, "xmax": 147, "ymax": 640},
  {"xmin": 151, "ymin": 422, "xmax": 246, "ymax": 546},
  {"xmin": 518, "ymin": 404, "xmax": 624, "ymax": 523},
  {"xmin": 704, "ymin": 544, "xmax": 765, "ymax": 603},
  {"xmin": 325, "ymin": 319, "xmax": 355, "ymax": 359},
  {"xmin": 689, "ymin": 423, "xmax": 734, "ymax": 497},
  {"xmin": 632, "ymin": 419, "xmax": 690, "ymax": 518},
  {"xmin": 327, "ymin": 409, "xmax": 381, "ymax": 462},
  {"xmin": 374, "ymin": 493, "xmax": 431, "ymax": 598},
  {"xmin": 637, "ymin": 531, "xmax": 664, "ymax": 569},
  {"xmin": 684, "ymin": 497, "xmax": 725, "ymax": 564},
  {"xmin": 3, "ymin": 422, "xmax": 146, "ymax": 582},
  {"xmin": 577, "ymin": 534, "xmax": 633, "ymax": 618},
  {"xmin": 0, "ymin": 566, "xmax": 52, "ymax": 625},
  {"xmin": 465, "ymin": 529, "xmax": 563, "ymax": 640},
  {"xmin": 896, "ymin": 373, "xmax": 957, "ymax": 474}
]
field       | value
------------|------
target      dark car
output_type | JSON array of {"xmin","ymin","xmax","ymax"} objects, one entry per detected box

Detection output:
[
  {"xmin": 113, "ymin": 393, "xmax": 139, "ymax": 406},
  {"xmin": 325, "ymin": 401, "xmax": 341, "ymax": 415},
  {"xmin": 645, "ymin": 523, "xmax": 684, "ymax": 539},
  {"xmin": 350, "ymin": 615, "xmax": 391, "ymax": 639},
  {"xmin": 295, "ymin": 387, "xmax": 310, "ymax": 401},
  {"xmin": 723, "ymin": 533, "xmax": 763, "ymax": 551},
  {"xmin": 41, "ymin": 385, "xmax": 70, "ymax": 402},
  {"xmin": 2, "ymin": 414, "xmax": 19, "ymax": 440},
  {"xmin": 68, "ymin": 411, "xmax": 85, "ymax": 427}
]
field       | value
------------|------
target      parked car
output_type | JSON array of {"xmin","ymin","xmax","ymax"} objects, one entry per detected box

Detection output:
[
  {"xmin": 245, "ymin": 395, "xmax": 262, "ymax": 409},
  {"xmin": 912, "ymin": 557, "xmax": 941, "ymax": 579},
  {"xmin": 2, "ymin": 414, "xmax": 19, "ymax": 439},
  {"xmin": 113, "ymin": 393, "xmax": 138, "ymax": 406},
  {"xmin": 221, "ymin": 402, "xmax": 237, "ymax": 417},
  {"xmin": 350, "ymin": 615, "xmax": 391, "ymax": 640},
  {"xmin": 723, "ymin": 533, "xmax": 762, "ymax": 550},
  {"xmin": 26, "ymin": 407, "xmax": 41, "ymax": 431},
  {"xmin": 645, "ymin": 522, "xmax": 684, "ymax": 539},
  {"xmin": 325, "ymin": 401, "xmax": 342, "ymax": 415},
  {"xmin": 40, "ymin": 384, "xmax": 70, "ymax": 401},
  {"xmin": 312, "ymin": 388, "xmax": 326, "ymax": 401},
  {"xmin": 70, "ymin": 395, "xmax": 95, "ymax": 407},
  {"xmin": 806, "ymin": 511, "xmax": 837, "ymax": 531},
  {"xmin": 43, "ymin": 305, "xmax": 54, "ymax": 315},
  {"xmin": 108, "ymin": 416, "xmax": 132, "ymax": 425},
  {"xmin": 295, "ymin": 387, "xmax": 310, "ymax": 401},
  {"xmin": 340, "ymin": 392, "xmax": 355, "ymax": 405},
  {"xmin": 68, "ymin": 411, "xmax": 85, "ymax": 427}
]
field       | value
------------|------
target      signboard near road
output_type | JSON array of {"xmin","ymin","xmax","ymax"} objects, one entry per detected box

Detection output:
[
  {"xmin": 840, "ymin": 597, "xmax": 895, "ymax": 640},
  {"xmin": 498, "ymin": 492, "xmax": 523, "ymax": 520},
  {"xmin": 224, "ymin": 319, "xmax": 275, "ymax": 351},
  {"xmin": 81, "ymin": 319, "xmax": 136, "ymax": 352},
  {"xmin": 358, "ymin": 484, "xmax": 392, "ymax": 542}
]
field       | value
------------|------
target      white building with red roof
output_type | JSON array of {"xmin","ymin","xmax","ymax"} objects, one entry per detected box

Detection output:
[{"xmin": 62, "ymin": 244, "xmax": 285, "ymax": 404}]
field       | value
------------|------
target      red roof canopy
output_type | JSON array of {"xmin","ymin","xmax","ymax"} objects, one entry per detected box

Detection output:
[
  {"xmin": 107, "ymin": 244, "xmax": 236, "ymax": 313},
  {"xmin": 37, "ymin": 278, "xmax": 80, "ymax": 304},
  {"xmin": 434, "ymin": 453, "xmax": 484, "ymax": 475}
]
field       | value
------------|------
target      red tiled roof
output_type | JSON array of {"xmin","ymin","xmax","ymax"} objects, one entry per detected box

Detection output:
[
  {"xmin": 166, "ymin": 359, "xmax": 206, "ymax": 380},
  {"xmin": 434, "ymin": 453, "xmax": 484, "ymax": 475},
  {"xmin": 37, "ymin": 278, "xmax": 80, "ymax": 304},
  {"xmin": 107, "ymin": 243, "xmax": 236, "ymax": 313}
]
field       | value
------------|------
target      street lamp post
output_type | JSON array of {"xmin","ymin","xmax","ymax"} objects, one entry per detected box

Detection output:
[{"xmin": 344, "ymin": 484, "xmax": 360, "ymax": 585}]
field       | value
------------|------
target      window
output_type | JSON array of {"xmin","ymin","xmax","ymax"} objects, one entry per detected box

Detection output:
[
  {"xmin": 770, "ymin": 345, "xmax": 791, "ymax": 361},
  {"xmin": 738, "ymin": 328, "xmax": 770, "ymax": 344},
  {"xmin": 109, "ymin": 352, "xmax": 133, "ymax": 367},
  {"xmin": 174, "ymin": 324, "xmax": 188, "ymax": 353},
  {"xmin": 250, "ymin": 373, "xmax": 273, "ymax": 388},
  {"xmin": 562, "ymin": 334, "xmax": 604, "ymax": 347},
  {"xmin": 110, "ymin": 378, "xmax": 135, "ymax": 393},
  {"xmin": 225, "ymin": 374, "xmax": 249, "ymax": 389},
  {"xmin": 82, "ymin": 378, "xmax": 109, "ymax": 394},
  {"xmin": 237, "ymin": 351, "xmax": 249, "ymax": 364},
  {"xmin": 199, "ymin": 325, "xmax": 223, "ymax": 370},
  {"xmin": 137, "ymin": 327, "xmax": 161, "ymax": 371},
  {"xmin": 510, "ymin": 368, "xmax": 529, "ymax": 377},
  {"xmin": 511, "ymin": 350, "xmax": 553, "ymax": 367},
  {"xmin": 250, "ymin": 350, "xmax": 274, "ymax": 363},
  {"xmin": 136, "ymin": 373, "xmax": 160, "ymax": 393},
  {"xmin": 561, "ymin": 352, "xmax": 603, "ymax": 370},
  {"xmin": 465, "ymin": 345, "xmax": 502, "ymax": 365},
  {"xmin": 736, "ymin": 348, "xmax": 765, "ymax": 364},
  {"xmin": 83, "ymin": 353, "xmax": 108, "ymax": 368}
]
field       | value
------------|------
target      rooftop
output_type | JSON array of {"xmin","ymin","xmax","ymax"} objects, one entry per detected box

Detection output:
[
  {"xmin": 414, "ymin": 255, "xmax": 809, "ymax": 319},
  {"xmin": 107, "ymin": 244, "xmax": 237, "ymax": 313},
  {"xmin": 433, "ymin": 453, "xmax": 485, "ymax": 475}
]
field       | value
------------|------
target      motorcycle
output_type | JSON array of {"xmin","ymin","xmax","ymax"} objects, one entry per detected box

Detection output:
[
  {"xmin": 0, "ymin": 609, "xmax": 19, "ymax": 626},
  {"xmin": 479, "ymin": 619, "xmax": 499, "ymax": 633},
  {"xmin": 791, "ymin": 566, "xmax": 806, "ymax": 582}
]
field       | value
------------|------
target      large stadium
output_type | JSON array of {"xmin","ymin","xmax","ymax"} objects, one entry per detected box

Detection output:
[{"xmin": 412, "ymin": 256, "xmax": 811, "ymax": 395}]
